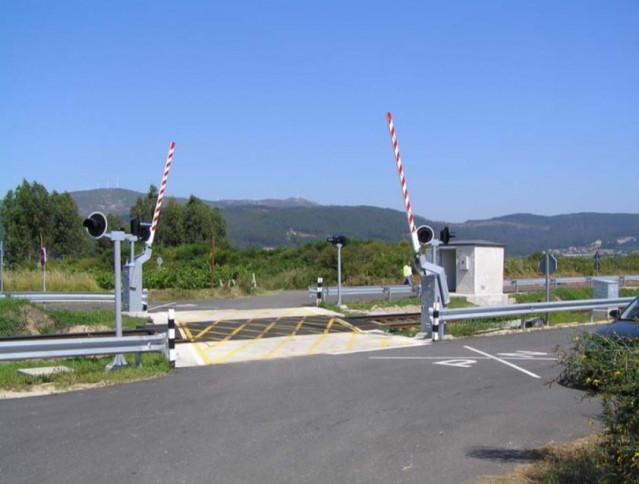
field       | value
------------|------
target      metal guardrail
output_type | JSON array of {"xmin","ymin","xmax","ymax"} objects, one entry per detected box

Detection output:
[
  {"xmin": 309, "ymin": 275, "xmax": 639, "ymax": 301},
  {"xmin": 0, "ymin": 333, "xmax": 167, "ymax": 362},
  {"xmin": 308, "ymin": 284, "xmax": 420, "ymax": 301},
  {"xmin": 433, "ymin": 297, "xmax": 634, "ymax": 323},
  {"xmin": 504, "ymin": 275, "xmax": 639, "ymax": 292},
  {"xmin": 0, "ymin": 292, "xmax": 115, "ymax": 303}
]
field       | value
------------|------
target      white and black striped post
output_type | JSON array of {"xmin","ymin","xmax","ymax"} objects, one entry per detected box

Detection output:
[
  {"xmin": 316, "ymin": 277, "xmax": 323, "ymax": 306},
  {"xmin": 168, "ymin": 308, "xmax": 176, "ymax": 368}
]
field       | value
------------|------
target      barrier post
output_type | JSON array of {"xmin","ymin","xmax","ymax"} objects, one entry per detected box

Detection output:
[
  {"xmin": 316, "ymin": 278, "xmax": 323, "ymax": 306},
  {"xmin": 168, "ymin": 308, "xmax": 176, "ymax": 369}
]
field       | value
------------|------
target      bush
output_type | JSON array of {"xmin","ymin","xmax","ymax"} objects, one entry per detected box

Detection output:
[
  {"xmin": 554, "ymin": 332, "xmax": 639, "ymax": 482},
  {"xmin": 0, "ymin": 298, "xmax": 29, "ymax": 337}
]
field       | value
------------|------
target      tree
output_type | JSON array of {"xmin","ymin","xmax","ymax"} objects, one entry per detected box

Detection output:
[
  {"xmin": 157, "ymin": 198, "xmax": 185, "ymax": 247},
  {"xmin": 0, "ymin": 180, "xmax": 87, "ymax": 264},
  {"xmin": 50, "ymin": 191, "xmax": 88, "ymax": 258},
  {"xmin": 184, "ymin": 196, "xmax": 214, "ymax": 244},
  {"xmin": 182, "ymin": 196, "xmax": 227, "ymax": 245},
  {"xmin": 130, "ymin": 185, "xmax": 158, "ymax": 223}
]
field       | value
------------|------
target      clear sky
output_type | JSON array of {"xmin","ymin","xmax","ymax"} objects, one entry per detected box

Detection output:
[{"xmin": 2, "ymin": 1, "xmax": 638, "ymax": 223}]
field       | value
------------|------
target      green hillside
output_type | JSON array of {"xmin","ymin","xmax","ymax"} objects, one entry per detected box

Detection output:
[{"xmin": 66, "ymin": 189, "xmax": 639, "ymax": 256}]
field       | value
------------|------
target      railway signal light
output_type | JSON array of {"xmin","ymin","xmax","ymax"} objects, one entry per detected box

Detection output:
[
  {"xmin": 83, "ymin": 212, "xmax": 108, "ymax": 239},
  {"xmin": 327, "ymin": 235, "xmax": 347, "ymax": 246},
  {"xmin": 130, "ymin": 217, "xmax": 152, "ymax": 242},
  {"xmin": 440, "ymin": 226, "xmax": 455, "ymax": 245},
  {"xmin": 417, "ymin": 225, "xmax": 434, "ymax": 245}
]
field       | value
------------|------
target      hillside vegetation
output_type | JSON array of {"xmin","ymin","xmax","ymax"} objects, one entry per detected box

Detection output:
[{"xmin": 69, "ymin": 188, "xmax": 639, "ymax": 256}]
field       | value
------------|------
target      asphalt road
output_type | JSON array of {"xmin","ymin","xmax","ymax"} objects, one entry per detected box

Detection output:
[{"xmin": 0, "ymin": 326, "xmax": 602, "ymax": 484}]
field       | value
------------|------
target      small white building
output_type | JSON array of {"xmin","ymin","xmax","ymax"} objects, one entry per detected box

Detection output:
[{"xmin": 438, "ymin": 240, "xmax": 509, "ymax": 306}]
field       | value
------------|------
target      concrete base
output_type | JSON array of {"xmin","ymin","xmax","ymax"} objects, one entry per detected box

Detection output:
[
  {"xmin": 17, "ymin": 366, "xmax": 73, "ymax": 377},
  {"xmin": 461, "ymin": 293, "xmax": 510, "ymax": 307}
]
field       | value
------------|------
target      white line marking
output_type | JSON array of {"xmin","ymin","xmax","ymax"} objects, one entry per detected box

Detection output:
[
  {"xmin": 434, "ymin": 359, "xmax": 477, "ymax": 368},
  {"xmin": 464, "ymin": 346, "xmax": 541, "ymax": 379},
  {"xmin": 149, "ymin": 301, "xmax": 177, "ymax": 311},
  {"xmin": 369, "ymin": 356, "xmax": 490, "ymax": 360}
]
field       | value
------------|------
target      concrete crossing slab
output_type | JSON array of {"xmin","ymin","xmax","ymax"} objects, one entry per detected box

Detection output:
[{"xmin": 149, "ymin": 306, "xmax": 426, "ymax": 367}]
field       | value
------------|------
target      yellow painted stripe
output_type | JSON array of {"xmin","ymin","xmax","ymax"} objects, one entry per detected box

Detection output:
[
  {"xmin": 213, "ymin": 320, "xmax": 278, "ymax": 364},
  {"xmin": 346, "ymin": 331, "xmax": 358, "ymax": 351},
  {"xmin": 381, "ymin": 338, "xmax": 389, "ymax": 348},
  {"xmin": 336, "ymin": 318, "xmax": 362, "ymax": 333},
  {"xmin": 262, "ymin": 317, "xmax": 307, "ymax": 360},
  {"xmin": 176, "ymin": 318, "xmax": 211, "ymax": 365},
  {"xmin": 306, "ymin": 318, "xmax": 335, "ymax": 355},
  {"xmin": 192, "ymin": 319, "xmax": 229, "ymax": 340},
  {"xmin": 212, "ymin": 309, "xmax": 302, "ymax": 364},
  {"xmin": 180, "ymin": 322, "xmax": 195, "ymax": 342},
  {"xmin": 205, "ymin": 321, "xmax": 251, "ymax": 349}
]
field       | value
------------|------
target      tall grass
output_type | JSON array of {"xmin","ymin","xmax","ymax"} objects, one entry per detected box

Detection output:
[{"xmin": 2, "ymin": 269, "xmax": 102, "ymax": 292}]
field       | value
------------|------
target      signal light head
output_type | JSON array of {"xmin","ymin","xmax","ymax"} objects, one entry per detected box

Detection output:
[
  {"xmin": 131, "ymin": 217, "xmax": 152, "ymax": 242},
  {"xmin": 83, "ymin": 212, "xmax": 108, "ymax": 239},
  {"xmin": 417, "ymin": 225, "xmax": 434, "ymax": 245},
  {"xmin": 440, "ymin": 226, "xmax": 455, "ymax": 245}
]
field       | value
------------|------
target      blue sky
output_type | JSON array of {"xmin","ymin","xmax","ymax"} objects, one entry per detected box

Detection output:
[{"xmin": 2, "ymin": 1, "xmax": 638, "ymax": 222}]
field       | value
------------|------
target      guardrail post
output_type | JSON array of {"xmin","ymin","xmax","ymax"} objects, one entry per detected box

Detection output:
[
  {"xmin": 316, "ymin": 278, "xmax": 323, "ymax": 306},
  {"xmin": 168, "ymin": 308, "xmax": 176, "ymax": 369}
]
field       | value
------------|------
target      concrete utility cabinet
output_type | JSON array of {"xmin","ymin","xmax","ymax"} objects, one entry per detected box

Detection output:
[
  {"xmin": 438, "ymin": 240, "xmax": 508, "ymax": 306},
  {"xmin": 592, "ymin": 277, "xmax": 619, "ymax": 299}
]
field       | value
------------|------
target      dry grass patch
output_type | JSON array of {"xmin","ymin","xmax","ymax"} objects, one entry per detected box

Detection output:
[{"xmin": 480, "ymin": 434, "xmax": 605, "ymax": 483}]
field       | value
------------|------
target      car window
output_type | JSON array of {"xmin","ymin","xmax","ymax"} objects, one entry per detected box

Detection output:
[{"xmin": 620, "ymin": 298, "xmax": 639, "ymax": 321}]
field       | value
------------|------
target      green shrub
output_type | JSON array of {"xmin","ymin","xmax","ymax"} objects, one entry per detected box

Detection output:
[
  {"xmin": 554, "ymin": 332, "xmax": 639, "ymax": 482},
  {"xmin": 0, "ymin": 298, "xmax": 29, "ymax": 337}
]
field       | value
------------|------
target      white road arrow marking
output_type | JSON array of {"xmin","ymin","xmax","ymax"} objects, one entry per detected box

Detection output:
[{"xmin": 434, "ymin": 359, "xmax": 477, "ymax": 368}]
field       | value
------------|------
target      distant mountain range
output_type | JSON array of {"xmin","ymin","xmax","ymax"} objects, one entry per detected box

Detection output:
[{"xmin": 69, "ymin": 188, "xmax": 639, "ymax": 256}]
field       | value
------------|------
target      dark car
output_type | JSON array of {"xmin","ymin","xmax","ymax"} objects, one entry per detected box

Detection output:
[{"xmin": 594, "ymin": 296, "xmax": 639, "ymax": 339}]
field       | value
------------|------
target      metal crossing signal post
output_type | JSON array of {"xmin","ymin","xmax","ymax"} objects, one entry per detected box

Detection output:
[
  {"xmin": 83, "ymin": 211, "xmax": 138, "ymax": 371},
  {"xmin": 327, "ymin": 235, "xmax": 347, "ymax": 306},
  {"xmin": 386, "ymin": 112, "xmax": 450, "ymax": 341}
]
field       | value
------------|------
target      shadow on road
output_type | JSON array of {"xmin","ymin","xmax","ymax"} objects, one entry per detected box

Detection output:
[{"xmin": 466, "ymin": 446, "xmax": 546, "ymax": 463}]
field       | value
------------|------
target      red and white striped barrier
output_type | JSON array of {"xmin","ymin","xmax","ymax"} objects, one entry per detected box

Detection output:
[
  {"xmin": 386, "ymin": 113, "xmax": 420, "ymax": 253},
  {"xmin": 147, "ymin": 141, "xmax": 175, "ymax": 246}
]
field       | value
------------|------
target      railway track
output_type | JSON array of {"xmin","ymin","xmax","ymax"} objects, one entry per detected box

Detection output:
[{"xmin": 346, "ymin": 312, "xmax": 421, "ymax": 330}]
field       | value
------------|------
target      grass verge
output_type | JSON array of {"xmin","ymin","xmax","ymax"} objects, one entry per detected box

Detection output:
[
  {"xmin": 0, "ymin": 299, "xmax": 170, "ymax": 395},
  {"xmin": 0, "ymin": 353, "xmax": 170, "ymax": 394}
]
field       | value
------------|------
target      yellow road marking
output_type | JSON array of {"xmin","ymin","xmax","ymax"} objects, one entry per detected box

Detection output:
[
  {"xmin": 213, "ymin": 320, "xmax": 278, "ymax": 364},
  {"xmin": 205, "ymin": 321, "xmax": 252, "ymax": 349},
  {"xmin": 336, "ymin": 318, "xmax": 362, "ymax": 333},
  {"xmin": 191, "ymin": 319, "xmax": 233, "ymax": 341},
  {"xmin": 381, "ymin": 338, "xmax": 389, "ymax": 348},
  {"xmin": 346, "ymin": 331, "xmax": 358, "ymax": 351},
  {"xmin": 180, "ymin": 322, "xmax": 195, "ymax": 341},
  {"xmin": 213, "ymin": 309, "xmax": 301, "ymax": 364},
  {"xmin": 176, "ymin": 317, "xmax": 210, "ymax": 365},
  {"xmin": 306, "ymin": 318, "xmax": 335, "ymax": 355},
  {"xmin": 261, "ymin": 317, "xmax": 307, "ymax": 360}
]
